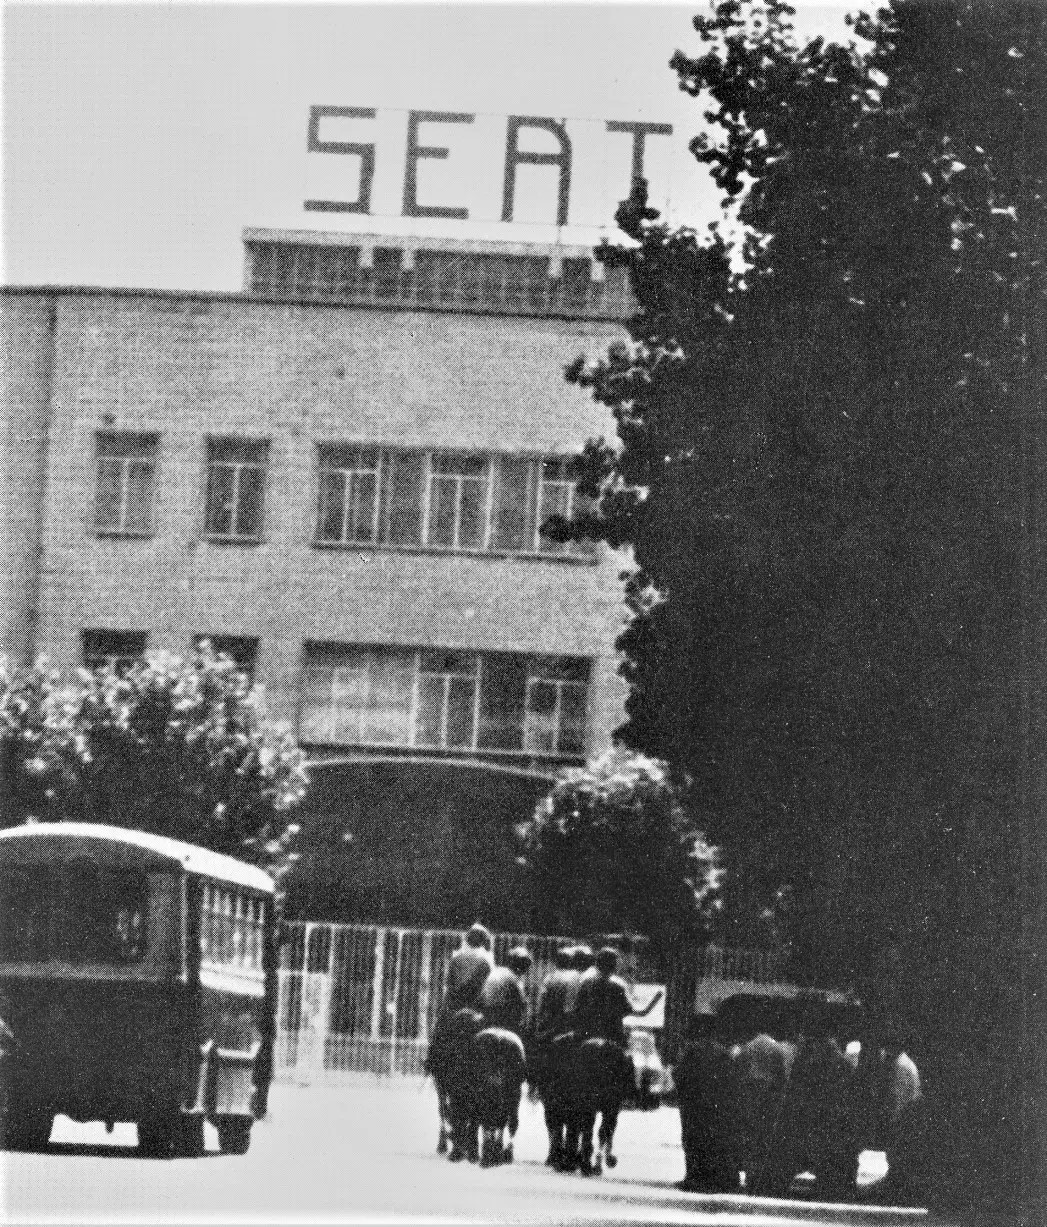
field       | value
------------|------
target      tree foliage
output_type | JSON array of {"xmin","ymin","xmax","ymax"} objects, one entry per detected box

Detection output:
[
  {"xmin": 0, "ymin": 645, "xmax": 309, "ymax": 878},
  {"xmin": 518, "ymin": 749, "xmax": 721, "ymax": 965},
  {"xmin": 563, "ymin": 0, "xmax": 1045, "ymax": 982}
]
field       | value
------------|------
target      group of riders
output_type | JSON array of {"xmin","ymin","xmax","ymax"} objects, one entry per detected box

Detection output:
[
  {"xmin": 426, "ymin": 923, "xmax": 925, "ymax": 1204},
  {"xmin": 425, "ymin": 924, "xmax": 657, "ymax": 1173}
]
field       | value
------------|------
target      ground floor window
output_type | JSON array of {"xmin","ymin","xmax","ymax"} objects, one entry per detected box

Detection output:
[
  {"xmin": 299, "ymin": 644, "xmax": 590, "ymax": 757},
  {"xmin": 81, "ymin": 629, "xmax": 148, "ymax": 675}
]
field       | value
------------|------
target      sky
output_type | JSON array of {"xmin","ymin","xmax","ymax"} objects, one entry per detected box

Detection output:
[{"xmin": 2, "ymin": 1, "xmax": 856, "ymax": 292}]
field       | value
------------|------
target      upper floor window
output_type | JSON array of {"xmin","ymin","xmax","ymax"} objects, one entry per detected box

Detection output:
[
  {"xmin": 82, "ymin": 629, "xmax": 148, "ymax": 675},
  {"xmin": 300, "ymin": 643, "xmax": 590, "ymax": 757},
  {"xmin": 313, "ymin": 446, "xmax": 594, "ymax": 559},
  {"xmin": 316, "ymin": 445, "xmax": 379, "ymax": 545},
  {"xmin": 94, "ymin": 432, "xmax": 158, "ymax": 536},
  {"xmin": 205, "ymin": 437, "xmax": 267, "ymax": 542}
]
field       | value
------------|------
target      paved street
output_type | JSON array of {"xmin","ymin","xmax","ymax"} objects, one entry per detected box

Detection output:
[{"xmin": 1, "ymin": 1078, "xmax": 938, "ymax": 1226}]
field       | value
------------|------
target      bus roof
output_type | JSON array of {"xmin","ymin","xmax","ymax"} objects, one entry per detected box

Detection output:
[{"xmin": 0, "ymin": 823, "xmax": 275, "ymax": 894}]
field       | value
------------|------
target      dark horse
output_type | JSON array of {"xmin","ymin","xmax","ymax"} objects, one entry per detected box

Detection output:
[
  {"xmin": 427, "ymin": 1006, "xmax": 484, "ymax": 1161},
  {"xmin": 428, "ymin": 1009, "xmax": 527, "ymax": 1166},
  {"xmin": 541, "ymin": 1033, "xmax": 633, "ymax": 1176},
  {"xmin": 469, "ymin": 1027, "xmax": 527, "ymax": 1167}
]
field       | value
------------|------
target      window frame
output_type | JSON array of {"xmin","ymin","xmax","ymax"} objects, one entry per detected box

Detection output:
[
  {"xmin": 299, "ymin": 644, "xmax": 590, "ymax": 759},
  {"xmin": 314, "ymin": 444, "xmax": 381, "ymax": 546},
  {"xmin": 203, "ymin": 436, "xmax": 269, "ymax": 544},
  {"xmin": 311, "ymin": 445, "xmax": 595, "ymax": 562},
  {"xmin": 93, "ymin": 431, "xmax": 159, "ymax": 538},
  {"xmin": 81, "ymin": 629, "xmax": 148, "ymax": 675}
]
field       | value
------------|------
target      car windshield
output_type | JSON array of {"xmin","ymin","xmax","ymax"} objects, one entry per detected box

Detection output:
[{"xmin": 0, "ymin": 864, "xmax": 148, "ymax": 964}]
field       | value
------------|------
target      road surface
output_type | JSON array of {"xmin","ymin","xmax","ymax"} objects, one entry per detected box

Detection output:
[{"xmin": 3, "ymin": 1077, "xmax": 935, "ymax": 1225}]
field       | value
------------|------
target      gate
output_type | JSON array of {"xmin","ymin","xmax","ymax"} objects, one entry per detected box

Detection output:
[{"xmin": 274, "ymin": 921, "xmax": 572, "ymax": 1082}]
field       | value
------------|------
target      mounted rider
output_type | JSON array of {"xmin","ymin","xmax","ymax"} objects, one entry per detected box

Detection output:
[
  {"xmin": 534, "ymin": 944, "xmax": 579, "ymax": 1046},
  {"xmin": 445, "ymin": 923, "xmax": 495, "ymax": 1010},
  {"xmin": 571, "ymin": 946, "xmax": 633, "ymax": 1049},
  {"xmin": 426, "ymin": 922, "xmax": 494, "ymax": 1080},
  {"xmin": 529, "ymin": 944, "xmax": 578, "ymax": 1097},
  {"xmin": 478, "ymin": 946, "xmax": 533, "ymax": 1039}
]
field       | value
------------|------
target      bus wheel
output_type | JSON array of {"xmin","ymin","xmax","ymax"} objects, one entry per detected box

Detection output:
[
  {"xmin": 217, "ymin": 1115, "xmax": 252, "ymax": 1155},
  {"xmin": 177, "ymin": 1114, "xmax": 205, "ymax": 1158},
  {"xmin": 2, "ymin": 1105, "xmax": 53, "ymax": 1152},
  {"xmin": 138, "ymin": 1114, "xmax": 177, "ymax": 1158}
]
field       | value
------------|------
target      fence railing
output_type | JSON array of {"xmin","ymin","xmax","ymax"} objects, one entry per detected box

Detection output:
[{"xmin": 274, "ymin": 922, "xmax": 788, "ymax": 1083}]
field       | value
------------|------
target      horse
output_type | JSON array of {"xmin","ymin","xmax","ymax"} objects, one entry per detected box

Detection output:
[
  {"xmin": 426, "ymin": 1006, "xmax": 484, "ymax": 1162},
  {"xmin": 540, "ymin": 1032, "xmax": 633, "ymax": 1176},
  {"xmin": 539, "ymin": 1030, "xmax": 579, "ymax": 1171},
  {"xmin": 468, "ymin": 1027, "xmax": 527, "ymax": 1167},
  {"xmin": 569, "ymin": 1036, "xmax": 634, "ymax": 1176}
]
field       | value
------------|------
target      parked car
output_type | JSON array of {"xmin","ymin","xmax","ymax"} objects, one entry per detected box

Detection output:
[{"xmin": 626, "ymin": 1025, "xmax": 665, "ymax": 1109}]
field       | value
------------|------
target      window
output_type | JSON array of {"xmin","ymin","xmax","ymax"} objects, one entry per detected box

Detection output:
[
  {"xmin": 245, "ymin": 239, "xmax": 635, "ymax": 318},
  {"xmin": 300, "ymin": 644, "xmax": 590, "ymax": 757},
  {"xmin": 200, "ymin": 884, "xmax": 266, "ymax": 971},
  {"xmin": 0, "ymin": 866, "xmax": 148, "ymax": 964},
  {"xmin": 204, "ymin": 438, "xmax": 267, "ymax": 542},
  {"xmin": 315, "ymin": 445, "xmax": 379, "ymax": 545},
  {"xmin": 82, "ymin": 629, "xmax": 147, "ymax": 674},
  {"xmin": 313, "ymin": 447, "xmax": 594, "ymax": 558},
  {"xmin": 427, "ymin": 454, "xmax": 491, "ymax": 551},
  {"xmin": 193, "ymin": 635, "xmax": 259, "ymax": 680},
  {"xmin": 523, "ymin": 656, "xmax": 589, "ymax": 755},
  {"xmin": 94, "ymin": 432, "xmax": 158, "ymax": 535},
  {"xmin": 536, "ymin": 458, "xmax": 581, "ymax": 555},
  {"xmin": 417, "ymin": 651, "xmax": 480, "ymax": 749}
]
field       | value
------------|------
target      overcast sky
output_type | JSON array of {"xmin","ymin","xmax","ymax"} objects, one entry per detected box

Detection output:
[{"xmin": 2, "ymin": 1, "xmax": 856, "ymax": 292}]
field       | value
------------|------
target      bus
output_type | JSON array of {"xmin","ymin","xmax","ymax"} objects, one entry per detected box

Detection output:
[{"xmin": 0, "ymin": 822, "xmax": 277, "ymax": 1157}]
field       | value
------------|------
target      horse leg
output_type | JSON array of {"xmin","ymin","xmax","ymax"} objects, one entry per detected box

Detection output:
[
  {"xmin": 578, "ymin": 1110, "xmax": 599, "ymax": 1176},
  {"xmin": 600, "ymin": 1104, "xmax": 620, "ymax": 1169},
  {"xmin": 504, "ymin": 1083, "xmax": 522, "ymax": 1164},
  {"xmin": 437, "ymin": 1088, "xmax": 449, "ymax": 1155}
]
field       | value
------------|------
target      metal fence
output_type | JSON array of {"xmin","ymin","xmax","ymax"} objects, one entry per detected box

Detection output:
[
  {"xmin": 274, "ymin": 920, "xmax": 784, "ymax": 1084},
  {"xmin": 275, "ymin": 922, "xmax": 576, "ymax": 1082}
]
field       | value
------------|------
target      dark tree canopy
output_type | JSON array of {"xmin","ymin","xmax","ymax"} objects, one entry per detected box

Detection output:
[
  {"xmin": 562, "ymin": 0, "xmax": 1045, "ymax": 1207},
  {"xmin": 566, "ymin": 0, "xmax": 1044, "ymax": 979}
]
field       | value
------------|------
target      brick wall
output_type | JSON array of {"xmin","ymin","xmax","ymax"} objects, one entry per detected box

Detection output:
[{"xmin": 11, "ymin": 288, "xmax": 629, "ymax": 756}]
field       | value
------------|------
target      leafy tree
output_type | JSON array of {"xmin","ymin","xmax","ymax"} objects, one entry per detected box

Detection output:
[
  {"xmin": 518, "ymin": 749, "xmax": 721, "ymax": 967},
  {"xmin": 564, "ymin": 0, "xmax": 1042, "ymax": 966},
  {"xmin": 0, "ymin": 645, "xmax": 309, "ymax": 879},
  {"xmin": 561, "ymin": 0, "xmax": 1044, "ymax": 1208}
]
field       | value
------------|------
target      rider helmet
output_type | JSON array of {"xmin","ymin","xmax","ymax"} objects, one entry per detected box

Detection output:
[
  {"xmin": 507, "ymin": 946, "xmax": 533, "ymax": 975},
  {"xmin": 572, "ymin": 945, "xmax": 595, "ymax": 971},
  {"xmin": 465, "ymin": 923, "xmax": 493, "ymax": 950},
  {"xmin": 595, "ymin": 946, "xmax": 619, "ymax": 975}
]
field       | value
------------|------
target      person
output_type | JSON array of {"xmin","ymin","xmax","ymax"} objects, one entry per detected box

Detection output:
[
  {"xmin": 674, "ymin": 1013, "xmax": 742, "ymax": 1193},
  {"xmin": 444, "ymin": 923, "xmax": 495, "ymax": 1010},
  {"xmin": 529, "ymin": 945, "xmax": 578, "ymax": 1099},
  {"xmin": 572, "ymin": 946, "xmax": 663, "ymax": 1043},
  {"xmin": 534, "ymin": 944, "xmax": 579, "ymax": 1046},
  {"xmin": 571, "ymin": 946, "xmax": 634, "ymax": 1049},
  {"xmin": 426, "ymin": 923, "xmax": 494, "ymax": 1081},
  {"xmin": 477, "ymin": 946, "xmax": 533, "ymax": 1039},
  {"xmin": 865, "ymin": 1025, "xmax": 926, "ymax": 1205},
  {"xmin": 563, "ymin": 944, "xmax": 595, "ymax": 1023}
]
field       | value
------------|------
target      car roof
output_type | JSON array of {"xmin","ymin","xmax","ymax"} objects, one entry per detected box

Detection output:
[{"xmin": 0, "ymin": 822, "xmax": 275, "ymax": 894}]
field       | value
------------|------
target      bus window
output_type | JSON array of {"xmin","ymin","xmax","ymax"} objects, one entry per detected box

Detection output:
[{"xmin": 0, "ymin": 866, "xmax": 148, "ymax": 964}]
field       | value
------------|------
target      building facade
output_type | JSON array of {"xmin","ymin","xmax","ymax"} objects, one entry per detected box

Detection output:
[{"xmin": 1, "ymin": 231, "xmax": 632, "ymax": 924}]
